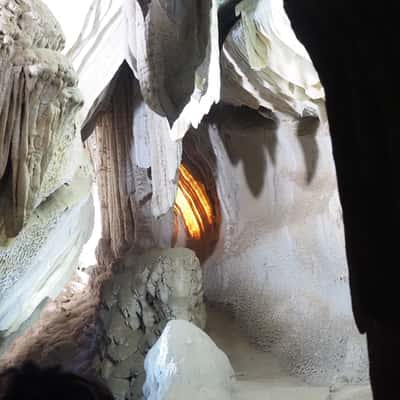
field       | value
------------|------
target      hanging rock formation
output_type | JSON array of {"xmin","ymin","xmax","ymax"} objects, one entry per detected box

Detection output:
[
  {"xmin": 0, "ymin": 0, "xmax": 84, "ymax": 238},
  {"xmin": 88, "ymin": 63, "xmax": 182, "ymax": 264},
  {"xmin": 132, "ymin": 0, "xmax": 221, "ymax": 139},
  {"xmin": 226, "ymin": 0, "xmax": 324, "ymax": 116},
  {"xmin": 0, "ymin": 0, "xmax": 93, "ymax": 337}
]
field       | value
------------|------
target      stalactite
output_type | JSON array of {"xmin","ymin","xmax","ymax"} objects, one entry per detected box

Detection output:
[
  {"xmin": 90, "ymin": 64, "xmax": 136, "ymax": 263},
  {"xmin": 88, "ymin": 64, "xmax": 183, "ymax": 264},
  {"xmin": 0, "ymin": 0, "xmax": 93, "ymax": 338},
  {"xmin": 0, "ymin": 0, "xmax": 83, "ymax": 239}
]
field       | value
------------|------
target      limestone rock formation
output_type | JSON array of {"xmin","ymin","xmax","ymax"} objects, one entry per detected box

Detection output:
[
  {"xmin": 0, "ymin": 0, "xmax": 84, "ymax": 238},
  {"xmin": 221, "ymin": 0, "xmax": 324, "ymax": 117},
  {"xmin": 98, "ymin": 248, "xmax": 206, "ymax": 400},
  {"xmin": 195, "ymin": 106, "xmax": 369, "ymax": 385},
  {"xmin": 132, "ymin": 0, "xmax": 220, "ymax": 140},
  {"xmin": 143, "ymin": 319, "xmax": 235, "ymax": 400},
  {"xmin": 0, "ymin": 0, "xmax": 93, "ymax": 336},
  {"xmin": 0, "ymin": 165, "xmax": 93, "ymax": 336},
  {"xmin": 88, "ymin": 64, "xmax": 181, "ymax": 263},
  {"xmin": 50, "ymin": 0, "xmax": 367, "ymax": 386},
  {"xmin": 45, "ymin": 0, "xmax": 220, "ymax": 220}
]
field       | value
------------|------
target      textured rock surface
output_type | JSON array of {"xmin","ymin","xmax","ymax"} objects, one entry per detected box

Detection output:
[
  {"xmin": 189, "ymin": 106, "xmax": 369, "ymax": 385},
  {"xmin": 132, "ymin": 0, "xmax": 220, "ymax": 139},
  {"xmin": 224, "ymin": 0, "xmax": 324, "ymax": 117},
  {"xmin": 98, "ymin": 248, "xmax": 206, "ymax": 400},
  {"xmin": 0, "ymin": 0, "xmax": 93, "ymax": 337},
  {"xmin": 88, "ymin": 65, "xmax": 136, "ymax": 263},
  {"xmin": 0, "ymin": 276, "xmax": 102, "ymax": 373},
  {"xmin": 88, "ymin": 64, "xmax": 181, "ymax": 263},
  {"xmin": 43, "ymin": 0, "xmax": 125, "ymax": 119},
  {"xmin": 1, "ymin": 248, "xmax": 205, "ymax": 398},
  {"xmin": 221, "ymin": 22, "xmax": 323, "ymax": 117},
  {"xmin": 0, "ymin": 0, "xmax": 84, "ymax": 238},
  {"xmin": 143, "ymin": 319, "xmax": 235, "ymax": 400},
  {"xmin": 0, "ymin": 164, "xmax": 93, "ymax": 335}
]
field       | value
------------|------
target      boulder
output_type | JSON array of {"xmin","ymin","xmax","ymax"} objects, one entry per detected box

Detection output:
[{"xmin": 143, "ymin": 319, "xmax": 235, "ymax": 400}]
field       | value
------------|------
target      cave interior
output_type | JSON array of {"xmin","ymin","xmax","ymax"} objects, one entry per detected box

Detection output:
[{"xmin": 0, "ymin": 1, "xmax": 378, "ymax": 400}]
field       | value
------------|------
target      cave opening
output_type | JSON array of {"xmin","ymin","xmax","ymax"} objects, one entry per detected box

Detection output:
[{"xmin": 173, "ymin": 155, "xmax": 221, "ymax": 263}]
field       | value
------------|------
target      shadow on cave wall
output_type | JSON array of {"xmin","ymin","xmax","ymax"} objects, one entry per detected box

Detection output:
[
  {"xmin": 297, "ymin": 116, "xmax": 320, "ymax": 184},
  {"xmin": 209, "ymin": 104, "xmax": 278, "ymax": 198},
  {"xmin": 205, "ymin": 104, "xmax": 320, "ymax": 197}
]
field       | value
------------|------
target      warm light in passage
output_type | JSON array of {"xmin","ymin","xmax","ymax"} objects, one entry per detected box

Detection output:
[{"xmin": 174, "ymin": 164, "xmax": 214, "ymax": 241}]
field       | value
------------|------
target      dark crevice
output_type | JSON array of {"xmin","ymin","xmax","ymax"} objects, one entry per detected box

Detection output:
[{"xmin": 218, "ymin": 0, "xmax": 242, "ymax": 48}]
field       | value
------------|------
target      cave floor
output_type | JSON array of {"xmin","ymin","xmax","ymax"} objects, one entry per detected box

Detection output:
[{"xmin": 205, "ymin": 305, "xmax": 372, "ymax": 400}]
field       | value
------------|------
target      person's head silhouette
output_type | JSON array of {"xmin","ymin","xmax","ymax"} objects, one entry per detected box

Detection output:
[{"xmin": 0, "ymin": 362, "xmax": 113, "ymax": 400}]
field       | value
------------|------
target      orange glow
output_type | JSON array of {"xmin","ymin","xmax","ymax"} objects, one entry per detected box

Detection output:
[{"xmin": 174, "ymin": 164, "xmax": 214, "ymax": 241}]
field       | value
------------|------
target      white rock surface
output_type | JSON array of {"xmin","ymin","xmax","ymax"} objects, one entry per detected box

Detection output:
[
  {"xmin": 237, "ymin": 0, "xmax": 322, "ymax": 96},
  {"xmin": 143, "ymin": 320, "xmax": 235, "ymax": 400},
  {"xmin": 43, "ymin": 0, "xmax": 125, "ymax": 119},
  {"xmin": 328, "ymin": 386, "xmax": 373, "ymax": 400},
  {"xmin": 0, "ymin": 163, "xmax": 93, "ymax": 335},
  {"xmin": 199, "ymin": 108, "xmax": 368, "ymax": 385},
  {"xmin": 221, "ymin": 0, "xmax": 324, "ymax": 118}
]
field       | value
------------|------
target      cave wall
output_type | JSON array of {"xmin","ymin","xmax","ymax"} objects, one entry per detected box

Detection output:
[
  {"xmin": 175, "ymin": 2, "xmax": 367, "ymax": 385},
  {"xmin": 0, "ymin": 0, "xmax": 93, "ymax": 338},
  {"xmin": 190, "ymin": 105, "xmax": 369, "ymax": 385}
]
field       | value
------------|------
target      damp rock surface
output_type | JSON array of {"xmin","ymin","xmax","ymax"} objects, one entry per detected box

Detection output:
[{"xmin": 143, "ymin": 319, "xmax": 235, "ymax": 400}]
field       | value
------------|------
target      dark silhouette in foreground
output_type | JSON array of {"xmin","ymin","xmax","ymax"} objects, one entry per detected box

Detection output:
[
  {"xmin": 0, "ymin": 362, "xmax": 114, "ymax": 400},
  {"xmin": 284, "ymin": 1, "xmax": 400, "ymax": 398}
]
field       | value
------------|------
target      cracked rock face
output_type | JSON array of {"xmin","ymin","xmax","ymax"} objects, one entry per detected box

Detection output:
[{"xmin": 98, "ymin": 248, "xmax": 206, "ymax": 400}]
